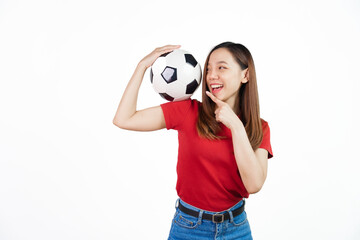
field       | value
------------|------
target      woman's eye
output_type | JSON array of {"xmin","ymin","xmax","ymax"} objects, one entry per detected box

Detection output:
[{"xmin": 219, "ymin": 66, "xmax": 225, "ymax": 69}]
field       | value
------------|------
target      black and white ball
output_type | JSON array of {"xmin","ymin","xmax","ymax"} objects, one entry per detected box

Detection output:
[{"xmin": 150, "ymin": 49, "xmax": 202, "ymax": 101}]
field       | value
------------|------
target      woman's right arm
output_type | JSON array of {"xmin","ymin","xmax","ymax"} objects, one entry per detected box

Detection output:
[{"xmin": 112, "ymin": 45, "xmax": 180, "ymax": 131}]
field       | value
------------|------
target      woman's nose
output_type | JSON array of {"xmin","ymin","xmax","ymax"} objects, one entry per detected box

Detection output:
[{"xmin": 207, "ymin": 70, "xmax": 218, "ymax": 80}]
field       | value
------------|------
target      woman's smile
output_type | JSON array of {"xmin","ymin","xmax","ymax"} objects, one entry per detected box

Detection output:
[{"xmin": 210, "ymin": 83, "xmax": 224, "ymax": 94}]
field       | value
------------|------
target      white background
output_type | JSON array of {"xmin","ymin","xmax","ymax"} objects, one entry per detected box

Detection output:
[{"xmin": 0, "ymin": 0, "xmax": 359, "ymax": 239}]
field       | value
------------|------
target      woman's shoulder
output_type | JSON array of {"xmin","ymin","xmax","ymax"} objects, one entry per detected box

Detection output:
[
  {"xmin": 171, "ymin": 98, "xmax": 201, "ymax": 108},
  {"xmin": 162, "ymin": 98, "xmax": 200, "ymax": 105},
  {"xmin": 160, "ymin": 98, "xmax": 201, "ymax": 115},
  {"xmin": 187, "ymin": 98, "xmax": 202, "ymax": 112},
  {"xmin": 259, "ymin": 118, "xmax": 273, "ymax": 158},
  {"xmin": 260, "ymin": 118, "xmax": 270, "ymax": 132},
  {"xmin": 260, "ymin": 118, "xmax": 268, "ymax": 125},
  {"xmin": 191, "ymin": 98, "xmax": 201, "ymax": 105}
]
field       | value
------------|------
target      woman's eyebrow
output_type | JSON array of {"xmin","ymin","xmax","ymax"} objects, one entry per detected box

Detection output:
[{"xmin": 208, "ymin": 61, "xmax": 229, "ymax": 65}]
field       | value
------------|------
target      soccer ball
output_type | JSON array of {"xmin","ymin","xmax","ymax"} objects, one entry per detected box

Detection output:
[{"xmin": 150, "ymin": 49, "xmax": 202, "ymax": 101}]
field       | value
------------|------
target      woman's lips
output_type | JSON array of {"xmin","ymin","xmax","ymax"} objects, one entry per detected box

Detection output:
[{"xmin": 210, "ymin": 84, "xmax": 223, "ymax": 94}]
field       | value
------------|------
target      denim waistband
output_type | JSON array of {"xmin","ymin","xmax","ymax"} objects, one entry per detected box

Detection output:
[{"xmin": 176, "ymin": 198, "xmax": 245, "ymax": 214}]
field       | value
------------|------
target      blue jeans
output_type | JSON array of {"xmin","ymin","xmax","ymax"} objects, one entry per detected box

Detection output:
[{"xmin": 168, "ymin": 198, "xmax": 253, "ymax": 240}]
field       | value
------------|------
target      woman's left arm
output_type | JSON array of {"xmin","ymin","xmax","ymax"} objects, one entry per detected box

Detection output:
[
  {"xmin": 229, "ymin": 122, "xmax": 268, "ymax": 194},
  {"xmin": 206, "ymin": 91, "xmax": 268, "ymax": 194}
]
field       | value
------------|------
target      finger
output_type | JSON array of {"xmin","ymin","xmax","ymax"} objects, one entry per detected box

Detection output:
[
  {"xmin": 157, "ymin": 45, "xmax": 181, "ymax": 52},
  {"xmin": 148, "ymin": 45, "xmax": 181, "ymax": 66},
  {"xmin": 205, "ymin": 90, "xmax": 217, "ymax": 103},
  {"xmin": 206, "ymin": 91, "xmax": 224, "ymax": 106},
  {"xmin": 162, "ymin": 44, "xmax": 181, "ymax": 49},
  {"xmin": 154, "ymin": 45, "xmax": 181, "ymax": 59}
]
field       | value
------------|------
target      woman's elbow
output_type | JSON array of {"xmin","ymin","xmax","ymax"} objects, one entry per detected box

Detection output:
[
  {"xmin": 247, "ymin": 186, "xmax": 262, "ymax": 194},
  {"xmin": 246, "ymin": 180, "xmax": 265, "ymax": 194},
  {"xmin": 113, "ymin": 118, "xmax": 127, "ymax": 129}
]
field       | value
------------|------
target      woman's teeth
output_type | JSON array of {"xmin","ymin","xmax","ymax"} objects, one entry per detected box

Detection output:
[{"xmin": 212, "ymin": 84, "xmax": 223, "ymax": 90}]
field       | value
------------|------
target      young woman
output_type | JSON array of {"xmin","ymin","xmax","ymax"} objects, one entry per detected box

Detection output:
[{"xmin": 113, "ymin": 42, "xmax": 273, "ymax": 239}]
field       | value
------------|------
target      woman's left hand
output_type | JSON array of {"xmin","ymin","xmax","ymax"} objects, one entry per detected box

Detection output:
[{"xmin": 206, "ymin": 91, "xmax": 243, "ymax": 130}]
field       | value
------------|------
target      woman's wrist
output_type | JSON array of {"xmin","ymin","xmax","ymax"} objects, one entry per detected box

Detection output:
[
  {"xmin": 137, "ymin": 61, "xmax": 148, "ymax": 71},
  {"xmin": 229, "ymin": 119, "xmax": 245, "ymax": 133}
]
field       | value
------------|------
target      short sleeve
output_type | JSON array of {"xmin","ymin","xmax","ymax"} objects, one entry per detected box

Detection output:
[
  {"xmin": 160, "ymin": 99, "xmax": 193, "ymax": 130},
  {"xmin": 259, "ymin": 119, "xmax": 273, "ymax": 159}
]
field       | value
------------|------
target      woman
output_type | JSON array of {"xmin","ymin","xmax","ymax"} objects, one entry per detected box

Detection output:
[{"xmin": 113, "ymin": 42, "xmax": 273, "ymax": 239}]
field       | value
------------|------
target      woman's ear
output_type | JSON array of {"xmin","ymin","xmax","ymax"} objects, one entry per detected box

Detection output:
[{"xmin": 241, "ymin": 68, "xmax": 249, "ymax": 83}]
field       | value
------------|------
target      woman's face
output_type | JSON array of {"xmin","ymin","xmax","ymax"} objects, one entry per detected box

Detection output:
[{"xmin": 206, "ymin": 48, "xmax": 248, "ymax": 108}]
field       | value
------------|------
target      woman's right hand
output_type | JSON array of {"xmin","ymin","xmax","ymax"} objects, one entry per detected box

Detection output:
[
  {"xmin": 139, "ymin": 45, "xmax": 181, "ymax": 69},
  {"xmin": 113, "ymin": 44, "xmax": 181, "ymax": 131}
]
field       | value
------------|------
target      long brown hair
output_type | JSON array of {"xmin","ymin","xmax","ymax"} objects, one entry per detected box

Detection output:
[{"xmin": 196, "ymin": 42, "xmax": 263, "ymax": 150}]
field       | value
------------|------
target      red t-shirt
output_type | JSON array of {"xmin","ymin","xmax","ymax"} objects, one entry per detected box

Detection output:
[{"xmin": 161, "ymin": 99, "xmax": 273, "ymax": 211}]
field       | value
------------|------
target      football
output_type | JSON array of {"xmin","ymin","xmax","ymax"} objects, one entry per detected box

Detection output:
[{"xmin": 150, "ymin": 49, "xmax": 202, "ymax": 101}]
